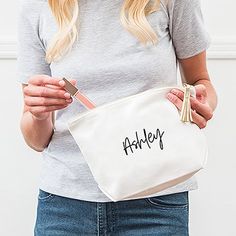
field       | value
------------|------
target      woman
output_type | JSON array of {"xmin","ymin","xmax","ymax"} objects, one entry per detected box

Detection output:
[{"xmin": 17, "ymin": 0, "xmax": 217, "ymax": 235}]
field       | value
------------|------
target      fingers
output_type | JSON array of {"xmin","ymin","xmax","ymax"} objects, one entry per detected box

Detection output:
[
  {"xmin": 194, "ymin": 84, "xmax": 207, "ymax": 103},
  {"xmin": 190, "ymin": 97, "xmax": 213, "ymax": 120},
  {"xmin": 24, "ymin": 84, "xmax": 71, "ymax": 99},
  {"xmin": 25, "ymin": 76, "xmax": 77, "ymax": 99},
  {"xmin": 191, "ymin": 110, "xmax": 207, "ymax": 129},
  {"xmin": 45, "ymin": 84, "xmax": 63, "ymax": 90},
  {"xmin": 170, "ymin": 85, "xmax": 207, "ymax": 103},
  {"xmin": 23, "ymin": 75, "xmax": 77, "ymax": 120},
  {"xmin": 28, "ymin": 75, "xmax": 61, "ymax": 86},
  {"xmin": 166, "ymin": 92, "xmax": 183, "ymax": 111},
  {"xmin": 58, "ymin": 79, "xmax": 77, "ymax": 87},
  {"xmin": 24, "ymin": 96, "xmax": 72, "ymax": 107},
  {"xmin": 22, "ymin": 76, "xmax": 75, "ymax": 116},
  {"xmin": 170, "ymin": 89, "xmax": 213, "ymax": 120},
  {"xmin": 166, "ymin": 92, "xmax": 208, "ymax": 129}
]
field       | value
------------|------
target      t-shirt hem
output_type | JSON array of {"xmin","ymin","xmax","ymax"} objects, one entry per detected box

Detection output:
[{"xmin": 38, "ymin": 178, "xmax": 199, "ymax": 203}]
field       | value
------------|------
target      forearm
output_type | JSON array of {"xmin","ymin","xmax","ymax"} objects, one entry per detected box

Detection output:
[
  {"xmin": 20, "ymin": 111, "xmax": 54, "ymax": 152},
  {"xmin": 193, "ymin": 78, "xmax": 218, "ymax": 111},
  {"xmin": 179, "ymin": 51, "xmax": 218, "ymax": 112}
]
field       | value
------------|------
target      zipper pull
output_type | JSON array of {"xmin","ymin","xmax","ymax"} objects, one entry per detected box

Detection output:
[{"xmin": 180, "ymin": 83, "xmax": 193, "ymax": 123}]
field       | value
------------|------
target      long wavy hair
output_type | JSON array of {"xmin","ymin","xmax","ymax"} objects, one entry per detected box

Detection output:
[{"xmin": 46, "ymin": 0, "xmax": 161, "ymax": 63}]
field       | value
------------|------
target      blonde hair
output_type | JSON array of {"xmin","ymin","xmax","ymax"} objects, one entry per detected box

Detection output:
[{"xmin": 46, "ymin": 0, "xmax": 161, "ymax": 63}]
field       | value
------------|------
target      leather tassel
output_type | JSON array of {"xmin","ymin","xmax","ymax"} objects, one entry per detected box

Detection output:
[{"xmin": 180, "ymin": 84, "xmax": 193, "ymax": 123}]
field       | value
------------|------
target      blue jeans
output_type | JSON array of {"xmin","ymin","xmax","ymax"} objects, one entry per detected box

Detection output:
[{"xmin": 34, "ymin": 189, "xmax": 189, "ymax": 236}]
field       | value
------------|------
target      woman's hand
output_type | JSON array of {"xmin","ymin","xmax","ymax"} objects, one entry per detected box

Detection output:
[
  {"xmin": 166, "ymin": 84, "xmax": 213, "ymax": 129},
  {"xmin": 23, "ymin": 75, "xmax": 76, "ymax": 121}
]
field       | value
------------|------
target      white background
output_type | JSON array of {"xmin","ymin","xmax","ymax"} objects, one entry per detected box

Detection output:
[{"xmin": 0, "ymin": 1, "xmax": 236, "ymax": 235}]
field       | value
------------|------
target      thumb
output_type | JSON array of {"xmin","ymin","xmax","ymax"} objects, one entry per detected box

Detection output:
[
  {"xmin": 70, "ymin": 79, "xmax": 77, "ymax": 86},
  {"xmin": 194, "ymin": 84, "xmax": 207, "ymax": 103}
]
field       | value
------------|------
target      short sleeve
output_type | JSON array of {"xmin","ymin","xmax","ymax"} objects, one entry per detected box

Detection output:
[
  {"xmin": 16, "ymin": 1, "xmax": 51, "ymax": 85},
  {"xmin": 168, "ymin": 0, "xmax": 211, "ymax": 59}
]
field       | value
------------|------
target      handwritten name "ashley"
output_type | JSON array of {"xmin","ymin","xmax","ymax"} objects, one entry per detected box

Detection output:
[{"xmin": 122, "ymin": 128, "xmax": 165, "ymax": 156}]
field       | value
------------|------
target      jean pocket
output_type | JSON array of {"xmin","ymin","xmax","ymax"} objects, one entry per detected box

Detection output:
[
  {"xmin": 38, "ymin": 188, "xmax": 55, "ymax": 201},
  {"xmin": 145, "ymin": 191, "xmax": 189, "ymax": 209}
]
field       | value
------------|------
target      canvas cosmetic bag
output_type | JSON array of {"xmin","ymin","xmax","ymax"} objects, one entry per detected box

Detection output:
[{"xmin": 64, "ymin": 79, "xmax": 208, "ymax": 202}]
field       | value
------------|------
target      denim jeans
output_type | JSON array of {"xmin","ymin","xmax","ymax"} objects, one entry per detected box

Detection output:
[{"xmin": 34, "ymin": 189, "xmax": 189, "ymax": 236}]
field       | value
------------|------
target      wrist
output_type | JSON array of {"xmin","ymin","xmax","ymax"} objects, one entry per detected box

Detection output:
[{"xmin": 30, "ymin": 112, "xmax": 54, "ymax": 128}]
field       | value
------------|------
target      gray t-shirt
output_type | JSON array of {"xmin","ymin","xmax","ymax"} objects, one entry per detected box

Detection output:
[{"xmin": 17, "ymin": 0, "xmax": 211, "ymax": 202}]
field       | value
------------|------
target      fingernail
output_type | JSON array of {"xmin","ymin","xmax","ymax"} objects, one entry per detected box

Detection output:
[
  {"xmin": 59, "ymin": 80, "xmax": 65, "ymax": 86},
  {"xmin": 64, "ymin": 92, "xmax": 71, "ymax": 98},
  {"xmin": 166, "ymin": 93, "xmax": 173, "ymax": 100},
  {"xmin": 171, "ymin": 89, "xmax": 177, "ymax": 94}
]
